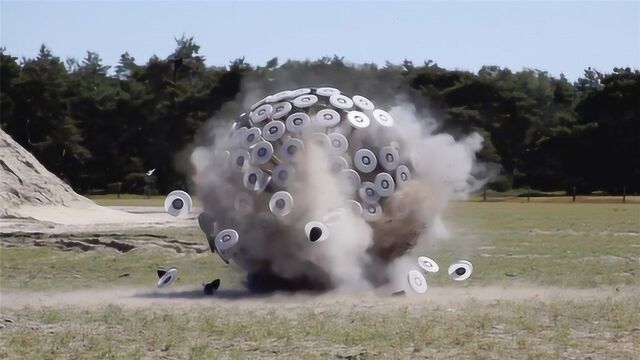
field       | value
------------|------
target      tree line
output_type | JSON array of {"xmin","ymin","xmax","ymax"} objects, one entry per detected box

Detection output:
[{"xmin": 1, "ymin": 37, "xmax": 638, "ymax": 195}]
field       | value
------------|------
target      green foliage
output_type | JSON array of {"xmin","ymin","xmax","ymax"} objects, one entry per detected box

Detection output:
[{"xmin": 0, "ymin": 41, "xmax": 638, "ymax": 194}]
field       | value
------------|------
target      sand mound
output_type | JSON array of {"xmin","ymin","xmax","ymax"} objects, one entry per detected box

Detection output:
[
  {"xmin": 0, "ymin": 129, "xmax": 193, "ymax": 227},
  {"xmin": 0, "ymin": 129, "xmax": 97, "ymax": 217}
]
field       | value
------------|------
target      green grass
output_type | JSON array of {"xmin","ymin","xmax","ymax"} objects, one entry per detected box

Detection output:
[
  {"xmin": 1, "ymin": 297, "xmax": 638, "ymax": 359},
  {"xmin": 1, "ymin": 202, "xmax": 639, "ymax": 290}
]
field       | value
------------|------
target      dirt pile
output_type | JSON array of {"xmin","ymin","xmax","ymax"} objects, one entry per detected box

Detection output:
[{"xmin": 0, "ymin": 128, "xmax": 95, "ymax": 217}]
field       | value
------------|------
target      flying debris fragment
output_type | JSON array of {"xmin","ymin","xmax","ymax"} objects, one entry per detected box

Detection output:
[
  {"xmin": 448, "ymin": 260, "xmax": 473, "ymax": 281},
  {"xmin": 157, "ymin": 268, "xmax": 178, "ymax": 288},
  {"xmin": 164, "ymin": 190, "xmax": 192, "ymax": 217},
  {"xmin": 203, "ymin": 279, "xmax": 221, "ymax": 295}
]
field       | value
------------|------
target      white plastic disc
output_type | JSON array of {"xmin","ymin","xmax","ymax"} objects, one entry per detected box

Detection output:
[
  {"xmin": 346, "ymin": 111, "xmax": 371, "ymax": 129},
  {"xmin": 262, "ymin": 121, "xmax": 286, "ymax": 142},
  {"xmin": 337, "ymin": 169, "xmax": 361, "ymax": 193},
  {"xmin": 362, "ymin": 202, "xmax": 383, "ymax": 222},
  {"xmin": 249, "ymin": 97, "xmax": 268, "ymax": 111},
  {"xmin": 250, "ymin": 141, "xmax": 274, "ymax": 165},
  {"xmin": 329, "ymin": 94, "xmax": 354, "ymax": 110},
  {"xmin": 215, "ymin": 229, "xmax": 239, "ymax": 258},
  {"xmin": 374, "ymin": 172, "xmax": 396, "ymax": 197},
  {"xmin": 407, "ymin": 270, "xmax": 428, "ymax": 294},
  {"xmin": 234, "ymin": 192, "xmax": 254, "ymax": 214},
  {"xmin": 164, "ymin": 190, "xmax": 193, "ymax": 217},
  {"xmin": 458, "ymin": 260, "xmax": 474, "ymax": 272},
  {"xmin": 243, "ymin": 167, "xmax": 270, "ymax": 192},
  {"xmin": 448, "ymin": 261, "xmax": 473, "ymax": 281},
  {"xmin": 395, "ymin": 165, "xmax": 412, "ymax": 188},
  {"xmin": 269, "ymin": 191, "xmax": 294, "ymax": 217},
  {"xmin": 352, "ymin": 95, "xmax": 375, "ymax": 111},
  {"xmin": 353, "ymin": 148, "xmax": 377, "ymax": 173},
  {"xmin": 417, "ymin": 256, "xmax": 440, "ymax": 273},
  {"xmin": 250, "ymin": 104, "xmax": 273, "ymax": 123},
  {"xmin": 379, "ymin": 146, "xmax": 400, "ymax": 171},
  {"xmin": 328, "ymin": 155, "xmax": 349, "ymax": 173},
  {"xmin": 268, "ymin": 90, "xmax": 294, "ymax": 102},
  {"xmin": 304, "ymin": 221, "xmax": 330, "ymax": 242},
  {"xmin": 157, "ymin": 268, "xmax": 178, "ymax": 289},
  {"xmin": 315, "ymin": 87, "xmax": 340, "ymax": 97},
  {"xmin": 286, "ymin": 112, "xmax": 311, "ymax": 134},
  {"xmin": 292, "ymin": 94, "xmax": 318, "ymax": 108},
  {"xmin": 372, "ymin": 109, "xmax": 394, "ymax": 127},
  {"xmin": 358, "ymin": 181, "xmax": 381, "ymax": 204},
  {"xmin": 328, "ymin": 133, "xmax": 349, "ymax": 154},
  {"xmin": 272, "ymin": 102, "xmax": 292, "ymax": 119},
  {"xmin": 279, "ymin": 138, "xmax": 305, "ymax": 162},
  {"xmin": 315, "ymin": 109, "xmax": 341, "ymax": 128},
  {"xmin": 242, "ymin": 127, "xmax": 262, "ymax": 148},
  {"xmin": 272, "ymin": 163, "xmax": 296, "ymax": 188},
  {"xmin": 291, "ymin": 88, "xmax": 311, "ymax": 97},
  {"xmin": 230, "ymin": 149, "xmax": 250, "ymax": 171}
]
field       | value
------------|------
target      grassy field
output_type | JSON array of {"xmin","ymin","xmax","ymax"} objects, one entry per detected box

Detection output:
[{"xmin": 1, "ymin": 200, "xmax": 639, "ymax": 358}]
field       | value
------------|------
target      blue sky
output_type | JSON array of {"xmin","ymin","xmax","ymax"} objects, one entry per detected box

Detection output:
[{"xmin": 1, "ymin": 1, "xmax": 638, "ymax": 80}]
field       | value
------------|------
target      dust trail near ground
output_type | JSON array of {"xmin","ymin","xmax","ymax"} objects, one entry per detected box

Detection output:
[{"xmin": 2, "ymin": 286, "xmax": 638, "ymax": 311}]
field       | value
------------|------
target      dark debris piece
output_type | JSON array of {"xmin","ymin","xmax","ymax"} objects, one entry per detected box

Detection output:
[{"xmin": 203, "ymin": 279, "xmax": 221, "ymax": 295}]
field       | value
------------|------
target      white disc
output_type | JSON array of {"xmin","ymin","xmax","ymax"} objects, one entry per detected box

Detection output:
[
  {"xmin": 242, "ymin": 127, "xmax": 262, "ymax": 148},
  {"xmin": 344, "ymin": 200, "xmax": 363, "ymax": 216},
  {"xmin": 268, "ymin": 90, "xmax": 294, "ymax": 102},
  {"xmin": 346, "ymin": 111, "xmax": 371, "ymax": 129},
  {"xmin": 310, "ymin": 133, "xmax": 330, "ymax": 149},
  {"xmin": 215, "ymin": 229, "xmax": 239, "ymax": 258},
  {"xmin": 272, "ymin": 102, "xmax": 292, "ymax": 119},
  {"xmin": 315, "ymin": 87, "xmax": 340, "ymax": 97},
  {"xmin": 291, "ymin": 88, "xmax": 311, "ymax": 97},
  {"xmin": 164, "ymin": 190, "xmax": 193, "ymax": 217},
  {"xmin": 279, "ymin": 138, "xmax": 305, "ymax": 162},
  {"xmin": 157, "ymin": 268, "xmax": 178, "ymax": 289},
  {"xmin": 250, "ymin": 141, "xmax": 274, "ymax": 165},
  {"xmin": 458, "ymin": 260, "xmax": 474, "ymax": 272},
  {"xmin": 304, "ymin": 221, "xmax": 330, "ymax": 242},
  {"xmin": 286, "ymin": 112, "xmax": 311, "ymax": 134},
  {"xmin": 329, "ymin": 94, "xmax": 354, "ymax": 110},
  {"xmin": 379, "ymin": 146, "xmax": 400, "ymax": 171},
  {"xmin": 407, "ymin": 270, "xmax": 428, "ymax": 294},
  {"xmin": 262, "ymin": 121, "xmax": 286, "ymax": 142},
  {"xmin": 269, "ymin": 191, "xmax": 294, "ymax": 217},
  {"xmin": 337, "ymin": 169, "xmax": 361, "ymax": 193},
  {"xmin": 315, "ymin": 109, "xmax": 341, "ymax": 128},
  {"xmin": 352, "ymin": 95, "xmax": 375, "ymax": 111},
  {"xmin": 362, "ymin": 202, "xmax": 383, "ymax": 222},
  {"xmin": 328, "ymin": 133, "xmax": 348, "ymax": 154},
  {"xmin": 328, "ymin": 155, "xmax": 349, "ymax": 173},
  {"xmin": 292, "ymin": 94, "xmax": 318, "ymax": 108},
  {"xmin": 372, "ymin": 109, "xmax": 394, "ymax": 127},
  {"xmin": 243, "ymin": 167, "xmax": 270, "ymax": 192},
  {"xmin": 234, "ymin": 192, "xmax": 254, "ymax": 214},
  {"xmin": 354, "ymin": 148, "xmax": 377, "ymax": 173},
  {"xmin": 249, "ymin": 97, "xmax": 268, "ymax": 111},
  {"xmin": 374, "ymin": 172, "xmax": 396, "ymax": 197},
  {"xmin": 250, "ymin": 104, "xmax": 273, "ymax": 123},
  {"xmin": 358, "ymin": 181, "xmax": 381, "ymax": 204},
  {"xmin": 230, "ymin": 149, "xmax": 250, "ymax": 171},
  {"xmin": 448, "ymin": 262, "xmax": 473, "ymax": 281},
  {"xmin": 272, "ymin": 163, "xmax": 296, "ymax": 188},
  {"xmin": 395, "ymin": 165, "xmax": 412, "ymax": 188},
  {"xmin": 417, "ymin": 256, "xmax": 440, "ymax": 273}
]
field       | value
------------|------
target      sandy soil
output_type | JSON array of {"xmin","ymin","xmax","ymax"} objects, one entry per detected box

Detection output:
[{"xmin": 2, "ymin": 285, "xmax": 637, "ymax": 311}]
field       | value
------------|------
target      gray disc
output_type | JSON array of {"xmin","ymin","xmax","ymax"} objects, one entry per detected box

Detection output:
[
  {"xmin": 328, "ymin": 133, "xmax": 349, "ymax": 154},
  {"xmin": 315, "ymin": 87, "xmax": 340, "ymax": 97},
  {"xmin": 315, "ymin": 109, "xmax": 341, "ymax": 128},
  {"xmin": 272, "ymin": 102, "xmax": 292, "ymax": 119},
  {"xmin": 329, "ymin": 94, "xmax": 354, "ymax": 110},
  {"xmin": 292, "ymin": 94, "xmax": 318, "ymax": 108},
  {"xmin": 352, "ymin": 95, "xmax": 375, "ymax": 111},
  {"xmin": 262, "ymin": 121, "xmax": 286, "ymax": 142},
  {"xmin": 358, "ymin": 181, "xmax": 381, "ymax": 204},
  {"xmin": 354, "ymin": 148, "xmax": 377, "ymax": 173},
  {"xmin": 250, "ymin": 104, "xmax": 273, "ymax": 123},
  {"xmin": 347, "ymin": 111, "xmax": 371, "ymax": 129},
  {"xmin": 286, "ymin": 112, "xmax": 311, "ymax": 134}
]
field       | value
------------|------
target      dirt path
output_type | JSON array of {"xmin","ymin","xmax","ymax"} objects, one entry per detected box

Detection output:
[{"xmin": 2, "ymin": 285, "xmax": 637, "ymax": 311}]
